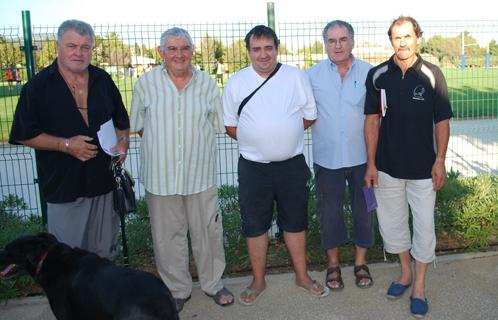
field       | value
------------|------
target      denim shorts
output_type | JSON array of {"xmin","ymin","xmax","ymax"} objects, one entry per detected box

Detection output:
[{"xmin": 238, "ymin": 154, "xmax": 310, "ymax": 237}]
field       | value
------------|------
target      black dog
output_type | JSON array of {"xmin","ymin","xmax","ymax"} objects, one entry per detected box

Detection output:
[{"xmin": 0, "ymin": 232, "xmax": 178, "ymax": 320}]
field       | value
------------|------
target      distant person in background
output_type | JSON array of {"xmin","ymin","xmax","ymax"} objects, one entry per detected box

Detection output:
[
  {"xmin": 9, "ymin": 19, "xmax": 130, "ymax": 260},
  {"xmin": 307, "ymin": 20, "xmax": 374, "ymax": 292},
  {"xmin": 364, "ymin": 16, "xmax": 452, "ymax": 318},
  {"xmin": 130, "ymin": 27, "xmax": 234, "ymax": 313},
  {"xmin": 6, "ymin": 69, "xmax": 14, "ymax": 89},
  {"xmin": 15, "ymin": 68, "xmax": 22, "ymax": 87}
]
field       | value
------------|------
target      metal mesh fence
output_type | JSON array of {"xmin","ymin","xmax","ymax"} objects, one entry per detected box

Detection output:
[{"xmin": 1, "ymin": 20, "xmax": 497, "ymax": 216}]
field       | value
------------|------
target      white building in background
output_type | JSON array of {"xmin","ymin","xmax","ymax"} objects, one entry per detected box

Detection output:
[{"xmin": 130, "ymin": 55, "xmax": 157, "ymax": 77}]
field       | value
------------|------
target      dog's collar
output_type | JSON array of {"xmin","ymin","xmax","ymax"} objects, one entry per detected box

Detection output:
[{"xmin": 35, "ymin": 250, "xmax": 49, "ymax": 277}]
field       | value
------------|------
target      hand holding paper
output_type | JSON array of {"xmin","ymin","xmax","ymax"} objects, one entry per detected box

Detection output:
[{"xmin": 97, "ymin": 119, "xmax": 123, "ymax": 157}]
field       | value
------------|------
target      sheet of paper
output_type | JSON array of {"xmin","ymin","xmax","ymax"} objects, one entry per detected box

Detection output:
[
  {"xmin": 97, "ymin": 119, "xmax": 121, "ymax": 156},
  {"xmin": 380, "ymin": 89, "xmax": 388, "ymax": 117}
]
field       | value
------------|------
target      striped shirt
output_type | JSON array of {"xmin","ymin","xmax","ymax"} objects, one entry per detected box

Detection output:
[{"xmin": 130, "ymin": 65, "xmax": 224, "ymax": 196}]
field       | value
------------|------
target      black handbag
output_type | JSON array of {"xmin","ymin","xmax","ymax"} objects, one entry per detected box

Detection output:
[
  {"xmin": 111, "ymin": 159, "xmax": 136, "ymax": 267},
  {"xmin": 112, "ymin": 160, "xmax": 136, "ymax": 215}
]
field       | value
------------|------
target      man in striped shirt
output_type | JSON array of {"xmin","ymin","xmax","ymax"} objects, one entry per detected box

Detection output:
[{"xmin": 130, "ymin": 27, "xmax": 233, "ymax": 312}]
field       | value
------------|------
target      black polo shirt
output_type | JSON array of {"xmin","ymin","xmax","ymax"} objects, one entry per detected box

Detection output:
[
  {"xmin": 9, "ymin": 59, "xmax": 130, "ymax": 203},
  {"xmin": 364, "ymin": 55, "xmax": 453, "ymax": 179}
]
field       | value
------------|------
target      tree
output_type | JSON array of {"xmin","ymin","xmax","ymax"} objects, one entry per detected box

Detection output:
[
  {"xmin": 34, "ymin": 38, "xmax": 57, "ymax": 70},
  {"xmin": 489, "ymin": 39, "xmax": 498, "ymax": 56},
  {"xmin": 420, "ymin": 31, "xmax": 486, "ymax": 67},
  {"xmin": 298, "ymin": 40, "xmax": 324, "ymax": 69},
  {"xmin": 278, "ymin": 42, "xmax": 291, "ymax": 55},
  {"xmin": 223, "ymin": 39, "xmax": 249, "ymax": 73},
  {"xmin": 298, "ymin": 40, "xmax": 324, "ymax": 55},
  {"xmin": 93, "ymin": 33, "xmax": 131, "ymax": 67},
  {"xmin": 0, "ymin": 35, "xmax": 21, "ymax": 80},
  {"xmin": 195, "ymin": 34, "xmax": 225, "ymax": 74}
]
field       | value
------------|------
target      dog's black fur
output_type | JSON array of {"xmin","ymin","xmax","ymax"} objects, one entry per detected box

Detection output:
[{"xmin": 0, "ymin": 233, "xmax": 178, "ymax": 320}]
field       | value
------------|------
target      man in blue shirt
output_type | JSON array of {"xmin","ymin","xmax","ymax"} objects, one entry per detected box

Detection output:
[{"xmin": 307, "ymin": 20, "xmax": 374, "ymax": 292}]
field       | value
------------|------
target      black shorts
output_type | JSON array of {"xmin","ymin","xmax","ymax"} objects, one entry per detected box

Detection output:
[{"xmin": 238, "ymin": 154, "xmax": 311, "ymax": 237}]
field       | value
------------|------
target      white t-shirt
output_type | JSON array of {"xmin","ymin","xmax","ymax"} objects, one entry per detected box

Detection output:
[{"xmin": 223, "ymin": 64, "xmax": 317, "ymax": 163}]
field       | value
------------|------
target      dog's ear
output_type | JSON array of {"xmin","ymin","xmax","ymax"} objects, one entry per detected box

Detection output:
[{"xmin": 37, "ymin": 232, "xmax": 57, "ymax": 242}]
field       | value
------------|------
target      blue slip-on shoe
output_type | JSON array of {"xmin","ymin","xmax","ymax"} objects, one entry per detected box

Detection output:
[
  {"xmin": 386, "ymin": 282, "xmax": 411, "ymax": 299},
  {"xmin": 410, "ymin": 296, "xmax": 429, "ymax": 318}
]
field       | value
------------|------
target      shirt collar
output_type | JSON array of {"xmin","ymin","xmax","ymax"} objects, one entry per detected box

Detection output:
[
  {"xmin": 329, "ymin": 55, "xmax": 356, "ymax": 71},
  {"xmin": 162, "ymin": 64, "xmax": 197, "ymax": 88},
  {"xmin": 388, "ymin": 53, "xmax": 422, "ymax": 73},
  {"xmin": 47, "ymin": 58, "xmax": 100, "ymax": 86}
]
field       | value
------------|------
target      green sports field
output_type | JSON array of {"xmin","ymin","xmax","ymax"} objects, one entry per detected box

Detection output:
[{"xmin": 1, "ymin": 68, "xmax": 497, "ymax": 142}]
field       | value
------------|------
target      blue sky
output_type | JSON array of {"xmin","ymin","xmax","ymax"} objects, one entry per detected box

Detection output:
[{"xmin": 2, "ymin": 0, "xmax": 496, "ymax": 27}]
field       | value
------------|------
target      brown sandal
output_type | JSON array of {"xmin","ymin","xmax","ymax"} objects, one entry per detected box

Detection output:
[
  {"xmin": 354, "ymin": 264, "xmax": 373, "ymax": 289},
  {"xmin": 325, "ymin": 266, "xmax": 344, "ymax": 291}
]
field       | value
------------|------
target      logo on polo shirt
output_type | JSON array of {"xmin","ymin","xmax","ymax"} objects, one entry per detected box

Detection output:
[{"xmin": 412, "ymin": 85, "xmax": 425, "ymax": 101}]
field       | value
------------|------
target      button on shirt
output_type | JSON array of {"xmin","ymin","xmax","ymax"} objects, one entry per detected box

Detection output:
[
  {"xmin": 130, "ymin": 66, "xmax": 224, "ymax": 196},
  {"xmin": 307, "ymin": 57, "xmax": 372, "ymax": 169}
]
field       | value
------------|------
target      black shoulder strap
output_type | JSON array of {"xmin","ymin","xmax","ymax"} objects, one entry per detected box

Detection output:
[{"xmin": 237, "ymin": 63, "xmax": 282, "ymax": 117}]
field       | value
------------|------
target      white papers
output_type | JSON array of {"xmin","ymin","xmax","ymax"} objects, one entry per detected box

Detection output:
[
  {"xmin": 380, "ymin": 89, "xmax": 388, "ymax": 117},
  {"xmin": 97, "ymin": 119, "xmax": 122, "ymax": 156}
]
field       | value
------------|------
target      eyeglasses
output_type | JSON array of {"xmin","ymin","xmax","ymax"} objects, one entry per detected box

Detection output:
[{"xmin": 327, "ymin": 37, "xmax": 351, "ymax": 46}]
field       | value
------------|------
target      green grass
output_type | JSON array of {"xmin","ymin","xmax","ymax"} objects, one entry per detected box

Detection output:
[
  {"xmin": 443, "ymin": 68, "xmax": 498, "ymax": 119},
  {"xmin": 1, "ymin": 68, "xmax": 497, "ymax": 142}
]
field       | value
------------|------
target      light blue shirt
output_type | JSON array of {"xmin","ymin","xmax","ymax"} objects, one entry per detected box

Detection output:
[{"xmin": 307, "ymin": 57, "xmax": 372, "ymax": 169}]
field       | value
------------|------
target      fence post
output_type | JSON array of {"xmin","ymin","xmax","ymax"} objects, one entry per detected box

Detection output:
[
  {"xmin": 22, "ymin": 11, "xmax": 36, "ymax": 79},
  {"xmin": 267, "ymin": 2, "xmax": 275, "ymax": 31},
  {"xmin": 22, "ymin": 10, "xmax": 47, "ymax": 224}
]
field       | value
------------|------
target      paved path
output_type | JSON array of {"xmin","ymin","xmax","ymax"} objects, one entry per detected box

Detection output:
[{"xmin": 1, "ymin": 250, "xmax": 497, "ymax": 320}]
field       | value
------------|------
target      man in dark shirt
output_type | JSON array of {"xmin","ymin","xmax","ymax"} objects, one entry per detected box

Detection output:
[
  {"xmin": 364, "ymin": 16, "xmax": 452, "ymax": 318},
  {"xmin": 9, "ymin": 20, "xmax": 130, "ymax": 260}
]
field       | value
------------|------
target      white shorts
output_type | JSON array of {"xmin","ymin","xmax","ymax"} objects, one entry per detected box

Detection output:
[{"xmin": 375, "ymin": 171, "xmax": 436, "ymax": 263}]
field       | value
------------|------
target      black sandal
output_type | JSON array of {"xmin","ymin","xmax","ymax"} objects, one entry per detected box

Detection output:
[
  {"xmin": 325, "ymin": 266, "xmax": 344, "ymax": 291},
  {"xmin": 354, "ymin": 264, "xmax": 373, "ymax": 289},
  {"xmin": 205, "ymin": 287, "xmax": 234, "ymax": 307}
]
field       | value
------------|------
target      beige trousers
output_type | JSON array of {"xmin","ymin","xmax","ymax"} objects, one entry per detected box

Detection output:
[
  {"xmin": 146, "ymin": 186, "xmax": 225, "ymax": 299},
  {"xmin": 375, "ymin": 171, "xmax": 437, "ymax": 263}
]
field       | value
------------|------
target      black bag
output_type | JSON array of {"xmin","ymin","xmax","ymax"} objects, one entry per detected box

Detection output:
[
  {"xmin": 111, "ymin": 159, "xmax": 136, "ymax": 267},
  {"xmin": 112, "ymin": 161, "xmax": 136, "ymax": 215}
]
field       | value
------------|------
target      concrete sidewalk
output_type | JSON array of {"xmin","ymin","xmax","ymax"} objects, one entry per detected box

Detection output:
[{"xmin": 1, "ymin": 251, "xmax": 497, "ymax": 320}]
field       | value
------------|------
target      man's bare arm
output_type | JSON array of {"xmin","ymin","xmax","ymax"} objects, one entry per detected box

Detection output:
[
  {"xmin": 364, "ymin": 114, "xmax": 380, "ymax": 187},
  {"xmin": 304, "ymin": 119, "xmax": 315, "ymax": 130},
  {"xmin": 225, "ymin": 126, "xmax": 237, "ymax": 140},
  {"xmin": 431, "ymin": 119, "xmax": 450, "ymax": 191}
]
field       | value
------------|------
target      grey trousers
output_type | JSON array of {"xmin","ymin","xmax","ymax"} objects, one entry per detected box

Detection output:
[
  {"xmin": 146, "ymin": 186, "xmax": 225, "ymax": 299},
  {"xmin": 47, "ymin": 191, "xmax": 120, "ymax": 261}
]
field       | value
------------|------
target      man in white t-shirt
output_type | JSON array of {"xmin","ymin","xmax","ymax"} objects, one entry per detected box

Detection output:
[{"xmin": 223, "ymin": 25, "xmax": 329, "ymax": 306}]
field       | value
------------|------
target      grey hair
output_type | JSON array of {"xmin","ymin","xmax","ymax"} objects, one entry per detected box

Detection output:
[
  {"xmin": 160, "ymin": 27, "xmax": 195, "ymax": 50},
  {"xmin": 322, "ymin": 20, "xmax": 355, "ymax": 43},
  {"xmin": 57, "ymin": 20, "xmax": 95, "ymax": 47}
]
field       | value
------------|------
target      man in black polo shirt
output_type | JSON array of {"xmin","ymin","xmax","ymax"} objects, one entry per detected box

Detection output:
[
  {"xmin": 364, "ymin": 16, "xmax": 452, "ymax": 318},
  {"xmin": 9, "ymin": 20, "xmax": 130, "ymax": 260}
]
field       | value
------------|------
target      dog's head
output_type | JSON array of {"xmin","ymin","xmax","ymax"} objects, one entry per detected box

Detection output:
[{"xmin": 0, "ymin": 232, "xmax": 59, "ymax": 280}]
